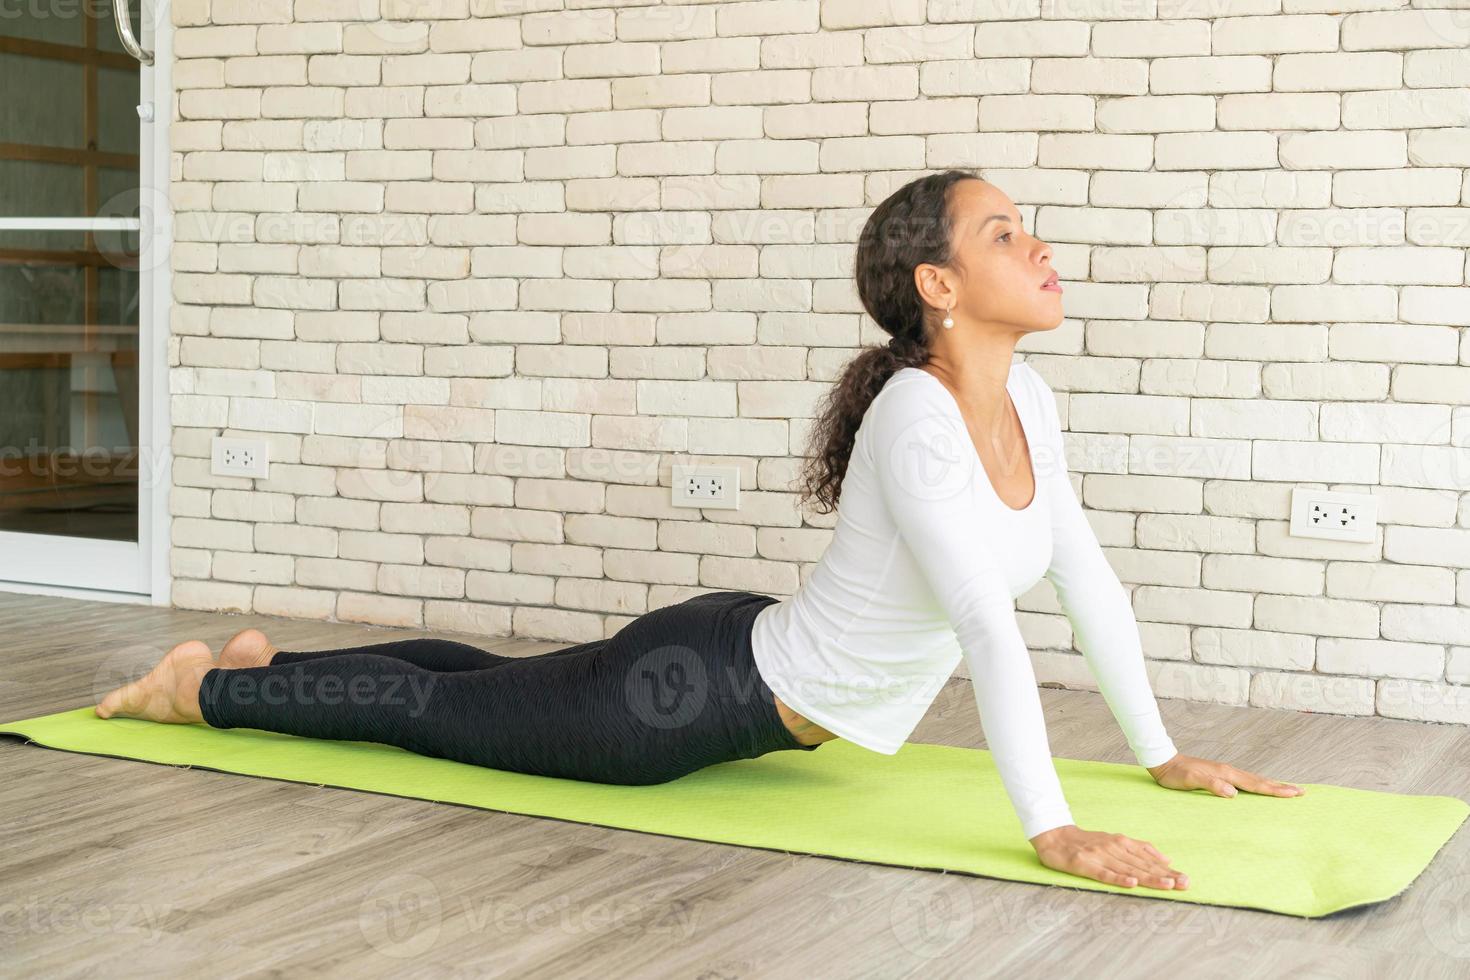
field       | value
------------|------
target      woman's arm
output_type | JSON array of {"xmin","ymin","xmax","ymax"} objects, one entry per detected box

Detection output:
[
  {"xmin": 1026, "ymin": 365, "xmax": 1179, "ymax": 769},
  {"xmin": 866, "ymin": 378, "xmax": 1076, "ymax": 841}
]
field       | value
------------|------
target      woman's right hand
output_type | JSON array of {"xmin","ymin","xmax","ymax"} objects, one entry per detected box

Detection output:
[{"xmin": 1029, "ymin": 825, "xmax": 1189, "ymax": 891}]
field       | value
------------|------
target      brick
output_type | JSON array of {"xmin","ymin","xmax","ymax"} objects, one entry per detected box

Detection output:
[{"xmin": 160, "ymin": 1, "xmax": 1470, "ymax": 739}]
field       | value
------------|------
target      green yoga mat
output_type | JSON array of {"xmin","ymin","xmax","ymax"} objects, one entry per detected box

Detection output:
[{"xmin": 3, "ymin": 706, "xmax": 1465, "ymax": 918}]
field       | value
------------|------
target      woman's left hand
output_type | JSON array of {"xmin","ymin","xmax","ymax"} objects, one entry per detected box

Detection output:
[{"xmin": 1147, "ymin": 753, "xmax": 1305, "ymax": 799}]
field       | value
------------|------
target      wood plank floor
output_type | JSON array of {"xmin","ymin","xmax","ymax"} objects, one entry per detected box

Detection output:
[{"xmin": 1, "ymin": 590, "xmax": 1467, "ymax": 977}]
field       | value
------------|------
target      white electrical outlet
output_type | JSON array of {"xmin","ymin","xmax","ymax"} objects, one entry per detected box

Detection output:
[
  {"xmin": 1288, "ymin": 487, "xmax": 1377, "ymax": 543},
  {"xmin": 671, "ymin": 463, "xmax": 740, "ymax": 510},
  {"xmin": 212, "ymin": 436, "xmax": 270, "ymax": 479}
]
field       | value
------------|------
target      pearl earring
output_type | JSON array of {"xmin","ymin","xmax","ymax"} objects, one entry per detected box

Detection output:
[{"xmin": 942, "ymin": 305, "xmax": 954, "ymax": 329}]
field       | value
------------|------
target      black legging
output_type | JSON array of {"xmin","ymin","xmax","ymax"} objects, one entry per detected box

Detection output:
[{"xmin": 198, "ymin": 590, "xmax": 820, "ymax": 785}]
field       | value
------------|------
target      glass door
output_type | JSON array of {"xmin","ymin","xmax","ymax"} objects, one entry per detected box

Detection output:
[{"xmin": 0, "ymin": 0, "xmax": 163, "ymax": 597}]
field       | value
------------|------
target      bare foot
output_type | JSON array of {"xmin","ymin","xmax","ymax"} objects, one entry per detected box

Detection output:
[
  {"xmin": 219, "ymin": 627, "xmax": 279, "ymax": 670},
  {"xmin": 95, "ymin": 640, "xmax": 215, "ymax": 723}
]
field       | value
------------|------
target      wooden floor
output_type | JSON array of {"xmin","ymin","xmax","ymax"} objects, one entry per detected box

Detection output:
[{"xmin": 2, "ymin": 590, "xmax": 1467, "ymax": 976}]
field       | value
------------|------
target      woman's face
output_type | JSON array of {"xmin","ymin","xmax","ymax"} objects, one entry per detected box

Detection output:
[{"xmin": 924, "ymin": 179, "xmax": 1064, "ymax": 335}]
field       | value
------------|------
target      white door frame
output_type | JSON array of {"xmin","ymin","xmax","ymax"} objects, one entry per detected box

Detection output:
[{"xmin": 0, "ymin": 2, "xmax": 172, "ymax": 606}]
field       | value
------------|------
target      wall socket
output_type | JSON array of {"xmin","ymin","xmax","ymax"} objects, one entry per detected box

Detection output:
[
  {"xmin": 1288, "ymin": 487, "xmax": 1377, "ymax": 544},
  {"xmin": 671, "ymin": 463, "xmax": 740, "ymax": 510},
  {"xmin": 211, "ymin": 436, "xmax": 270, "ymax": 479}
]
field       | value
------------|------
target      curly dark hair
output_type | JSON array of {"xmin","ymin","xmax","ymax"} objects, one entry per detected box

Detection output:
[{"xmin": 798, "ymin": 168, "xmax": 982, "ymax": 514}]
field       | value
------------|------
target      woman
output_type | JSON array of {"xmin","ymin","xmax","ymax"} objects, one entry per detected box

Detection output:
[{"xmin": 99, "ymin": 169, "xmax": 1303, "ymax": 892}]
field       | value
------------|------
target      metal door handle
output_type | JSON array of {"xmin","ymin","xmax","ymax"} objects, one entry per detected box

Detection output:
[{"xmin": 112, "ymin": 0, "xmax": 154, "ymax": 65}]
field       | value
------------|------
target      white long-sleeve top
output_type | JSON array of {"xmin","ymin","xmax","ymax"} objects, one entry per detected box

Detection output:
[{"xmin": 750, "ymin": 360, "xmax": 1178, "ymax": 841}]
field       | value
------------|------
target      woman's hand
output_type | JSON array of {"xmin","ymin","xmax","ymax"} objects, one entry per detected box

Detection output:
[
  {"xmin": 1147, "ymin": 753, "xmax": 1305, "ymax": 798},
  {"xmin": 1030, "ymin": 825, "xmax": 1188, "ymax": 891}
]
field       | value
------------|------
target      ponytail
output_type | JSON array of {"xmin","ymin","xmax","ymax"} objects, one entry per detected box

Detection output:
[{"xmin": 797, "ymin": 169, "xmax": 981, "ymax": 514}]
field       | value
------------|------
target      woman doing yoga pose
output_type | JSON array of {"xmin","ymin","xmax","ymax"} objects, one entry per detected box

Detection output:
[{"xmin": 98, "ymin": 170, "xmax": 1303, "ymax": 892}]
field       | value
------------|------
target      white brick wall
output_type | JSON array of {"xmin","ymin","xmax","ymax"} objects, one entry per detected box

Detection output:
[{"xmin": 166, "ymin": 1, "xmax": 1470, "ymax": 727}]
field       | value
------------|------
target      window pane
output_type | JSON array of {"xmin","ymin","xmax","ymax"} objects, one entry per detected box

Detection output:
[{"xmin": 0, "ymin": 230, "xmax": 140, "ymax": 542}]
